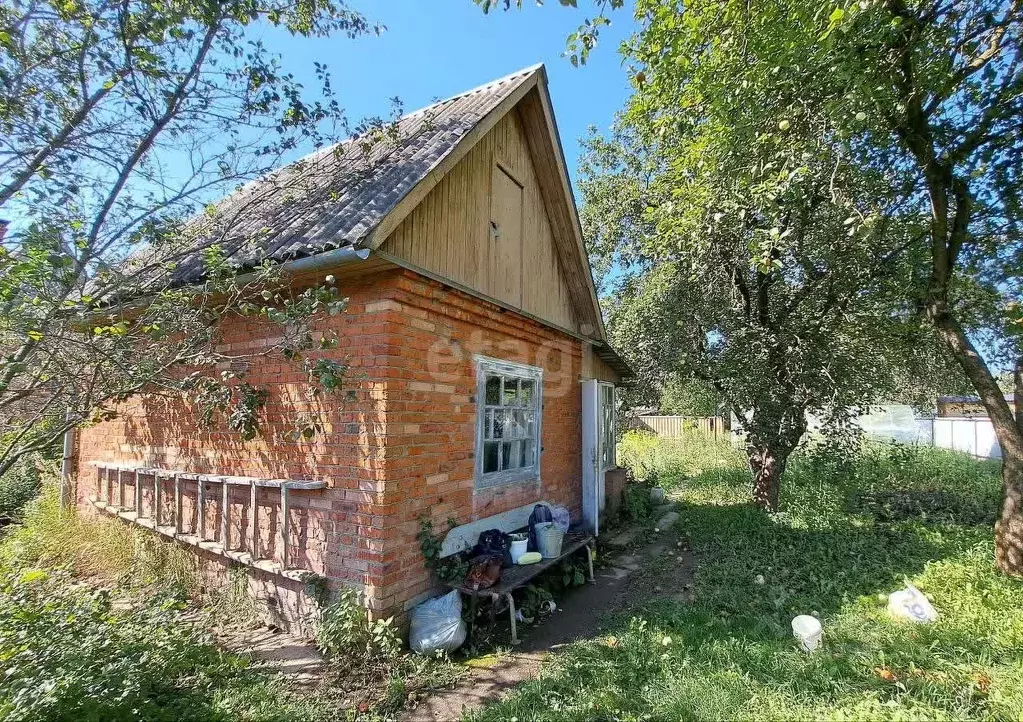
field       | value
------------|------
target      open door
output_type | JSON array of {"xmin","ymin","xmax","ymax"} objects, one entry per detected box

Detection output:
[{"xmin": 581, "ymin": 379, "xmax": 601, "ymax": 535}]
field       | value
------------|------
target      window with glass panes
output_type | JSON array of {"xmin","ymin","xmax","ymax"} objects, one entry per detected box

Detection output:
[
  {"xmin": 600, "ymin": 383, "xmax": 616, "ymax": 470},
  {"xmin": 474, "ymin": 356, "xmax": 543, "ymax": 487}
]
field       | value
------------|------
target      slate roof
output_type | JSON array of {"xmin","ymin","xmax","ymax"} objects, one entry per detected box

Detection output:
[
  {"xmin": 167, "ymin": 65, "xmax": 540, "ymax": 285},
  {"xmin": 938, "ymin": 394, "xmax": 1016, "ymax": 403}
]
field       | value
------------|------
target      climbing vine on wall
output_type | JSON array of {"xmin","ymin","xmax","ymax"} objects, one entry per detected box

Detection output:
[{"xmin": 417, "ymin": 518, "xmax": 469, "ymax": 585}]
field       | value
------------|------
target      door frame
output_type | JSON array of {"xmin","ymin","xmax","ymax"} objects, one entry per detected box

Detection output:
[{"xmin": 581, "ymin": 379, "xmax": 614, "ymax": 536}]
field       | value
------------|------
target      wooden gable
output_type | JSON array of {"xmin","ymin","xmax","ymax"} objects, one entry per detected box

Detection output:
[{"xmin": 378, "ymin": 108, "xmax": 580, "ymax": 333}]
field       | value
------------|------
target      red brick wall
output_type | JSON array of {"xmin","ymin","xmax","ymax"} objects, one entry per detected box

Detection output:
[
  {"xmin": 75, "ymin": 273, "xmax": 398, "ymax": 602},
  {"xmin": 368, "ymin": 270, "xmax": 584, "ymax": 613},
  {"xmin": 74, "ymin": 267, "xmax": 587, "ymax": 619}
]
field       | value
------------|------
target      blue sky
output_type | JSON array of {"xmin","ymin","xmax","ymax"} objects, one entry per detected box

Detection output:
[{"xmin": 259, "ymin": 0, "xmax": 638, "ymax": 189}]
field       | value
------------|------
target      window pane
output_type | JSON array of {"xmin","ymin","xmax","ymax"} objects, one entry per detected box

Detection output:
[
  {"xmin": 483, "ymin": 442, "xmax": 499, "ymax": 473},
  {"xmin": 485, "ymin": 376, "xmax": 501, "ymax": 405},
  {"xmin": 493, "ymin": 411, "xmax": 505, "ymax": 439},
  {"xmin": 503, "ymin": 441, "xmax": 520, "ymax": 470},
  {"xmin": 511, "ymin": 410, "xmax": 526, "ymax": 438},
  {"xmin": 521, "ymin": 379, "xmax": 534, "ymax": 407},
  {"xmin": 503, "ymin": 378, "xmax": 519, "ymax": 406},
  {"xmin": 521, "ymin": 439, "xmax": 534, "ymax": 467}
]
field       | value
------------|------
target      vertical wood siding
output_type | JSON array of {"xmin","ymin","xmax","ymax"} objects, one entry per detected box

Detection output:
[{"xmin": 381, "ymin": 110, "xmax": 579, "ymax": 333}]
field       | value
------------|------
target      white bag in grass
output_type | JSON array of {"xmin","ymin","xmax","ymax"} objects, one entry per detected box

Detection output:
[
  {"xmin": 887, "ymin": 583, "xmax": 938, "ymax": 623},
  {"xmin": 410, "ymin": 590, "xmax": 466, "ymax": 654}
]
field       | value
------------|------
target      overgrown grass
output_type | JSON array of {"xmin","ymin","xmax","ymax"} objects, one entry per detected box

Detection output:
[
  {"xmin": 0, "ymin": 567, "xmax": 340, "ymax": 722},
  {"xmin": 1, "ymin": 484, "xmax": 202, "ymax": 596},
  {"xmin": 475, "ymin": 433, "xmax": 1023, "ymax": 721},
  {"xmin": 0, "ymin": 485, "xmax": 462, "ymax": 721}
]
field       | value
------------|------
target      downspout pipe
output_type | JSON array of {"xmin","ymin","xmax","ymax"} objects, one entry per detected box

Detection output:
[{"xmin": 60, "ymin": 411, "xmax": 76, "ymax": 512}]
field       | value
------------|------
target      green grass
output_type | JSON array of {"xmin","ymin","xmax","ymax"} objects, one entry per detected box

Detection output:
[
  {"xmin": 474, "ymin": 433, "xmax": 1023, "ymax": 721},
  {"xmin": 0, "ymin": 485, "xmax": 463, "ymax": 721}
]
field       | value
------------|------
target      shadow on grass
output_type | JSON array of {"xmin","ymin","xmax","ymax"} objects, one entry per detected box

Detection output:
[{"xmin": 471, "ymin": 466, "xmax": 1013, "ymax": 721}]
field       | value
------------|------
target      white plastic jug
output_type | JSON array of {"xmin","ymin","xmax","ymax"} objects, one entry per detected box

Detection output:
[{"xmin": 791, "ymin": 615, "xmax": 822, "ymax": 652}]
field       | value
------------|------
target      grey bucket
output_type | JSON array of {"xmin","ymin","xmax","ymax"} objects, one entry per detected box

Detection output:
[{"xmin": 535, "ymin": 522, "xmax": 564, "ymax": 558}]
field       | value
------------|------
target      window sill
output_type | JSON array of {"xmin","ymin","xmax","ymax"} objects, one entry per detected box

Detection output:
[{"xmin": 474, "ymin": 473, "xmax": 541, "ymax": 493}]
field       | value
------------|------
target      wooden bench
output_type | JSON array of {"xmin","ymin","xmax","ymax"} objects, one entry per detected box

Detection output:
[{"xmin": 440, "ymin": 503, "xmax": 594, "ymax": 644}]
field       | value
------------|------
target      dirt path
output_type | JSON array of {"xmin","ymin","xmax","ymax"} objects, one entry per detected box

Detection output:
[
  {"xmin": 405, "ymin": 520, "xmax": 696, "ymax": 721},
  {"xmin": 213, "ymin": 622, "xmax": 326, "ymax": 688}
]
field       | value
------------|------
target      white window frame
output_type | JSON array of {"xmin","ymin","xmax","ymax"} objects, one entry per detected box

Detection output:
[
  {"xmin": 599, "ymin": 382, "xmax": 617, "ymax": 471},
  {"xmin": 474, "ymin": 355, "xmax": 543, "ymax": 489}
]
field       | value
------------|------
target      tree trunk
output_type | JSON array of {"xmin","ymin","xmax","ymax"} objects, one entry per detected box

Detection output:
[
  {"xmin": 996, "ymin": 449, "xmax": 1023, "ymax": 575},
  {"xmin": 931, "ymin": 310, "xmax": 1023, "ymax": 576},
  {"xmin": 995, "ymin": 359, "xmax": 1023, "ymax": 575},
  {"xmin": 744, "ymin": 411, "xmax": 806, "ymax": 511},
  {"xmin": 748, "ymin": 445, "xmax": 787, "ymax": 511}
]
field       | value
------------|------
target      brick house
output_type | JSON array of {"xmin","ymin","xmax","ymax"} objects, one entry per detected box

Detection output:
[{"xmin": 73, "ymin": 65, "xmax": 631, "ymax": 629}]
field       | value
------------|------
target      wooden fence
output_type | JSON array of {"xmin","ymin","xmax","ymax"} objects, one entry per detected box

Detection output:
[{"xmin": 628, "ymin": 415, "xmax": 728, "ymax": 439}]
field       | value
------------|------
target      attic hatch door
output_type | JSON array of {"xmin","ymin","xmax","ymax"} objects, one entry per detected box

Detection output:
[{"xmin": 484, "ymin": 163, "xmax": 523, "ymax": 307}]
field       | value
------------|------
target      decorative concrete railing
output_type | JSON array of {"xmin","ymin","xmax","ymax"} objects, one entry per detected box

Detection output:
[{"xmin": 88, "ymin": 462, "xmax": 325, "ymax": 581}]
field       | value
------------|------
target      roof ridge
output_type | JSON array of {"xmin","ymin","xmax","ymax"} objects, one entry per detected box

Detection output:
[{"xmin": 402, "ymin": 63, "xmax": 543, "ymax": 120}]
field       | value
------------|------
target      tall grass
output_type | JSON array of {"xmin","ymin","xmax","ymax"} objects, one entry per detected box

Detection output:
[
  {"xmin": 0, "ymin": 484, "xmax": 202, "ymax": 598},
  {"xmin": 0, "ymin": 477, "xmax": 465, "ymax": 721},
  {"xmin": 475, "ymin": 433, "xmax": 1023, "ymax": 721}
]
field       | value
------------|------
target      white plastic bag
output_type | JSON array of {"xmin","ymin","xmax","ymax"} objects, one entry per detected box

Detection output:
[
  {"xmin": 410, "ymin": 590, "xmax": 466, "ymax": 654},
  {"xmin": 887, "ymin": 583, "xmax": 938, "ymax": 624},
  {"xmin": 550, "ymin": 504, "xmax": 571, "ymax": 533}
]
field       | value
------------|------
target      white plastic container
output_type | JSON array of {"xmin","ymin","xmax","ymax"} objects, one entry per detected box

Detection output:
[
  {"xmin": 791, "ymin": 615, "xmax": 822, "ymax": 652},
  {"xmin": 535, "ymin": 522, "xmax": 564, "ymax": 558},
  {"xmin": 510, "ymin": 536, "xmax": 529, "ymax": 564}
]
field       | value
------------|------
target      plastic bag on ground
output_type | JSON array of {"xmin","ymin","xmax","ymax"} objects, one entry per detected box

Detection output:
[
  {"xmin": 550, "ymin": 504, "xmax": 571, "ymax": 533},
  {"xmin": 887, "ymin": 583, "xmax": 938, "ymax": 623},
  {"xmin": 410, "ymin": 590, "xmax": 466, "ymax": 654}
]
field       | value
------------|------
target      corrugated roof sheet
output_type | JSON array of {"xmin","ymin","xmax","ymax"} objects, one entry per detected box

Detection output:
[
  {"xmin": 166, "ymin": 65, "xmax": 540, "ymax": 285},
  {"xmin": 938, "ymin": 394, "xmax": 1016, "ymax": 403}
]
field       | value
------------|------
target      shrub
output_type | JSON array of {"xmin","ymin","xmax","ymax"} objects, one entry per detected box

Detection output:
[
  {"xmin": 0, "ymin": 456, "xmax": 44, "ymax": 521},
  {"xmin": 617, "ymin": 431, "xmax": 662, "ymax": 481},
  {"xmin": 623, "ymin": 483, "xmax": 653, "ymax": 522},
  {"xmin": 316, "ymin": 587, "xmax": 400, "ymax": 661}
]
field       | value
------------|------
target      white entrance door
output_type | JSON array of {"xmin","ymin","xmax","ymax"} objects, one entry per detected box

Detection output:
[{"xmin": 581, "ymin": 379, "xmax": 605, "ymax": 535}]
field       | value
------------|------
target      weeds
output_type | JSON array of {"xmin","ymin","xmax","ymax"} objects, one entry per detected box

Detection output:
[
  {"xmin": 317, "ymin": 588, "xmax": 401, "ymax": 661},
  {"xmin": 0, "ymin": 482, "xmax": 464, "ymax": 720},
  {"xmin": 0, "ymin": 567, "xmax": 329, "ymax": 722}
]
